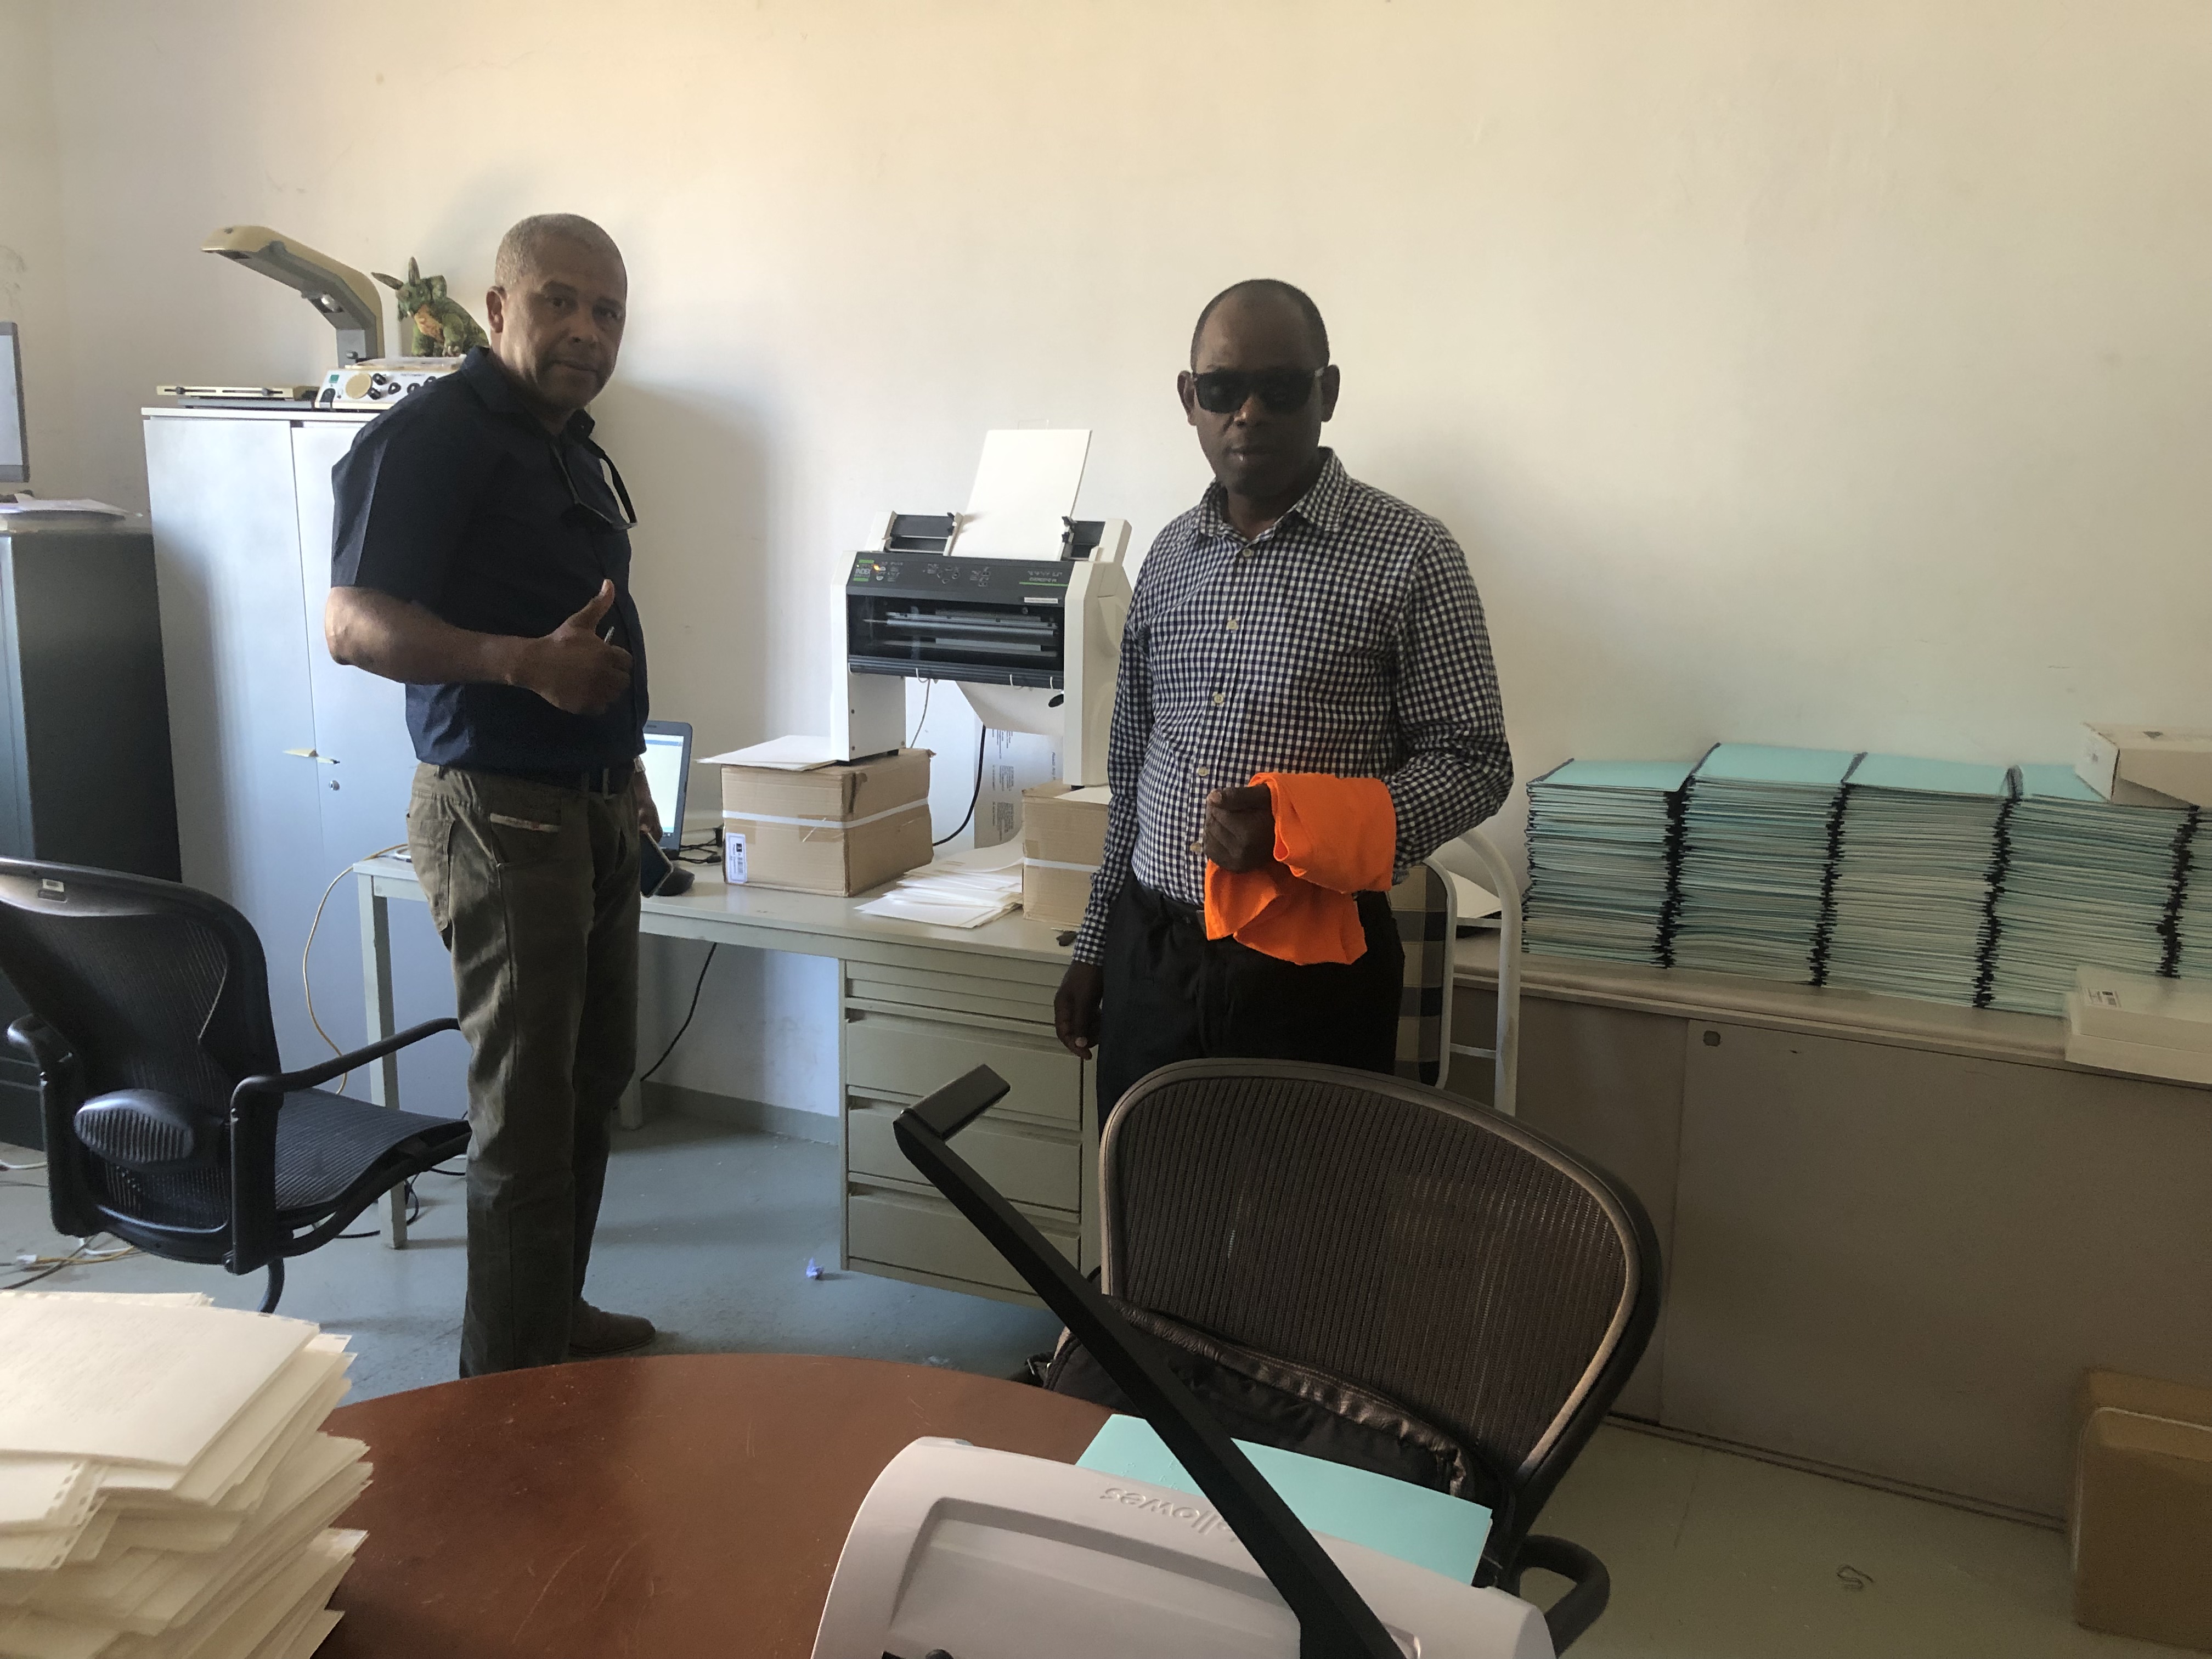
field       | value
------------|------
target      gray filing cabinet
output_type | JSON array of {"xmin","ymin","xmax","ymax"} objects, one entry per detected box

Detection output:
[
  {"xmin": 840, "ymin": 949, "xmax": 1098, "ymax": 1302},
  {"xmin": 142, "ymin": 409, "xmax": 463, "ymax": 1115},
  {"xmin": 0, "ymin": 516, "xmax": 181, "ymax": 1146}
]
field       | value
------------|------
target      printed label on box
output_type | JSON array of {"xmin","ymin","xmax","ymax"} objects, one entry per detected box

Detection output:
[{"xmin": 725, "ymin": 831, "xmax": 747, "ymax": 885}]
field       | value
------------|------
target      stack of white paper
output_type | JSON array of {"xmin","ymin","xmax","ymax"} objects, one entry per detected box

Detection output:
[
  {"xmin": 1672, "ymin": 746, "xmax": 1858, "ymax": 984},
  {"xmin": 856, "ymin": 839, "xmax": 1024, "ymax": 929},
  {"xmin": 1986, "ymin": 766, "xmax": 2187, "ymax": 1015},
  {"xmin": 1824, "ymin": 755, "xmax": 2013, "ymax": 1007},
  {"xmin": 1522, "ymin": 760, "xmax": 1692, "ymax": 966},
  {"xmin": 0, "ymin": 1292, "xmax": 368, "ymax": 1659}
]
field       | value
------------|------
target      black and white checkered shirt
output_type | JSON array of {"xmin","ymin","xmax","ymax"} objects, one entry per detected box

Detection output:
[{"xmin": 1073, "ymin": 450, "xmax": 1512, "ymax": 964}]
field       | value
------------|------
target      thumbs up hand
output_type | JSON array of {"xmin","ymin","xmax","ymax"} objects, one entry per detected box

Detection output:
[{"xmin": 518, "ymin": 581, "xmax": 632, "ymax": 714}]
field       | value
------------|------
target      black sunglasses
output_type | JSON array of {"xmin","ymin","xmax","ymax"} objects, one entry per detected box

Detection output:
[
  {"xmin": 553, "ymin": 439, "xmax": 640, "ymax": 533},
  {"xmin": 1189, "ymin": 365, "xmax": 1327, "ymax": 416}
]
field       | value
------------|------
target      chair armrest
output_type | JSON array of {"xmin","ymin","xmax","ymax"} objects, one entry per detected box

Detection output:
[
  {"xmin": 1513, "ymin": 1534, "xmax": 1609, "ymax": 1654},
  {"xmin": 7, "ymin": 1016, "xmax": 103, "ymax": 1238},
  {"xmin": 8, "ymin": 1014, "xmax": 75, "ymax": 1073},
  {"xmin": 231, "ymin": 1017, "xmax": 461, "ymax": 1104}
]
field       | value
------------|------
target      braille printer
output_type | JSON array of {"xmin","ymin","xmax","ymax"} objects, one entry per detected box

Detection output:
[{"xmin": 830, "ymin": 431, "xmax": 1130, "ymax": 785}]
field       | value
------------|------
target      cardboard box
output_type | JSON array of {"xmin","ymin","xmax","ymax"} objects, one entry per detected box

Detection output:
[
  {"xmin": 1021, "ymin": 783, "xmax": 1110, "ymax": 928},
  {"xmin": 2072, "ymin": 1369, "xmax": 2212, "ymax": 1650},
  {"xmin": 721, "ymin": 748, "xmax": 932, "ymax": 896},
  {"xmin": 2077, "ymin": 724, "xmax": 2212, "ymax": 810}
]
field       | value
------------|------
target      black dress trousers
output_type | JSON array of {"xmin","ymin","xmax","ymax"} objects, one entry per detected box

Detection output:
[{"xmin": 1094, "ymin": 878, "xmax": 1404, "ymax": 1116}]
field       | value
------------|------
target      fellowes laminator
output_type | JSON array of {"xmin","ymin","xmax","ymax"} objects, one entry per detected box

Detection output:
[{"xmin": 808, "ymin": 1066, "xmax": 1575, "ymax": 1659}]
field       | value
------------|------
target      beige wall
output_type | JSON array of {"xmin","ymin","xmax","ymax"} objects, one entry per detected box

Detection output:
[
  {"xmin": 16, "ymin": 0, "xmax": 2210, "ymax": 797},
  {"xmin": 0, "ymin": 1, "xmax": 74, "ymax": 489}
]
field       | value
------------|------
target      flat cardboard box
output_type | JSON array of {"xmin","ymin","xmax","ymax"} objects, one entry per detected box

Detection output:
[
  {"xmin": 1022, "ymin": 783, "xmax": 1110, "ymax": 928},
  {"xmin": 2076, "ymin": 724, "xmax": 2212, "ymax": 810},
  {"xmin": 2072, "ymin": 1369, "xmax": 2212, "ymax": 1651},
  {"xmin": 721, "ymin": 748, "xmax": 931, "ymax": 896}
]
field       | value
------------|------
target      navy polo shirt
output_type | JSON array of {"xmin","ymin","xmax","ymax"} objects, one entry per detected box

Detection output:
[{"xmin": 329, "ymin": 347, "xmax": 648, "ymax": 772}]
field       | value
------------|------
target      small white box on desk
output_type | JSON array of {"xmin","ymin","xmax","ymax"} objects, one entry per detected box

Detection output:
[{"xmin": 2066, "ymin": 968, "xmax": 2212, "ymax": 1085}]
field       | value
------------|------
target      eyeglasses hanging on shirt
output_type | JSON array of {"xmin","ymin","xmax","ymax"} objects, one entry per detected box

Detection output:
[
  {"xmin": 550, "ymin": 438, "xmax": 640, "ymax": 646},
  {"xmin": 551, "ymin": 437, "xmax": 639, "ymax": 534}
]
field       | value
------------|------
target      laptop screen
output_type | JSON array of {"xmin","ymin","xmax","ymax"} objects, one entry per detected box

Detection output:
[
  {"xmin": 0, "ymin": 325, "xmax": 25, "ymax": 486},
  {"xmin": 640, "ymin": 721, "xmax": 692, "ymax": 852}
]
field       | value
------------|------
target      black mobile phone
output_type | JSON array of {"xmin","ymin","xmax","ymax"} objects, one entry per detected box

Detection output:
[{"xmin": 640, "ymin": 835, "xmax": 692, "ymax": 898}]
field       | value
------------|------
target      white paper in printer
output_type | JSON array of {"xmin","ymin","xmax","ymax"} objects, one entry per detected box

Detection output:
[{"xmin": 955, "ymin": 428, "xmax": 1090, "ymax": 557}]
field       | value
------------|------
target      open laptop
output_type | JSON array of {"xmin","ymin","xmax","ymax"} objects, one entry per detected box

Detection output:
[{"xmin": 639, "ymin": 719, "xmax": 693, "ymax": 854}]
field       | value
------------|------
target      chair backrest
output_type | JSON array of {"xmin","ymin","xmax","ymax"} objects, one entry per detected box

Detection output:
[
  {"xmin": 0, "ymin": 860, "xmax": 279, "ymax": 1229},
  {"xmin": 1388, "ymin": 861, "xmax": 1455, "ymax": 1086},
  {"xmin": 1099, "ymin": 1059, "xmax": 1660, "ymax": 1554}
]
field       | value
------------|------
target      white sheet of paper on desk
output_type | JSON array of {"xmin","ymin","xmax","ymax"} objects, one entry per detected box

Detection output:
[
  {"xmin": 955, "ymin": 428, "xmax": 1090, "ymax": 557},
  {"xmin": 1448, "ymin": 872, "xmax": 1502, "ymax": 923},
  {"xmin": 0, "ymin": 498, "xmax": 127, "ymax": 517},
  {"xmin": 698, "ymin": 735, "xmax": 842, "ymax": 770}
]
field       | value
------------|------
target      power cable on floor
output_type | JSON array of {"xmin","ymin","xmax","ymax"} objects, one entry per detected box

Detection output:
[
  {"xmin": 301, "ymin": 843, "xmax": 410, "ymax": 1094},
  {"xmin": 4, "ymin": 1237, "xmax": 135, "ymax": 1291}
]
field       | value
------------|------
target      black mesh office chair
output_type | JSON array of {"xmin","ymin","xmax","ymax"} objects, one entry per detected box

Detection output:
[
  {"xmin": 0, "ymin": 859, "xmax": 469, "ymax": 1312},
  {"xmin": 1062, "ymin": 1058, "xmax": 1661, "ymax": 1649}
]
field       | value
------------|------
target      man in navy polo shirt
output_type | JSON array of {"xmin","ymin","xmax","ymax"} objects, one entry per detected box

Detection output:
[{"xmin": 326, "ymin": 213, "xmax": 657, "ymax": 1375}]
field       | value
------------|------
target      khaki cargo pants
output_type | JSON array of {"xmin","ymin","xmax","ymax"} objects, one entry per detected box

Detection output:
[{"xmin": 408, "ymin": 764, "xmax": 640, "ymax": 1376}]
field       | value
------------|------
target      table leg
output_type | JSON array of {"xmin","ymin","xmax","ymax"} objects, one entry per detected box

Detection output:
[{"xmin": 357, "ymin": 878, "xmax": 408, "ymax": 1249}]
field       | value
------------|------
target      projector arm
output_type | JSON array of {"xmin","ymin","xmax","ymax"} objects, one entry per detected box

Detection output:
[
  {"xmin": 896, "ymin": 1068, "xmax": 1403, "ymax": 1659},
  {"xmin": 202, "ymin": 224, "xmax": 385, "ymax": 364}
]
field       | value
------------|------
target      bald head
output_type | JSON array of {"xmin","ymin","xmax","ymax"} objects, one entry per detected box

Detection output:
[
  {"xmin": 484, "ymin": 214, "xmax": 629, "ymax": 432},
  {"xmin": 1189, "ymin": 279, "xmax": 1329, "ymax": 370},
  {"xmin": 494, "ymin": 213, "xmax": 625, "ymax": 292}
]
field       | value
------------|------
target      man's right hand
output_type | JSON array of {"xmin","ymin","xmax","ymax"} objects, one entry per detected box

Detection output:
[
  {"xmin": 518, "ymin": 582, "xmax": 633, "ymax": 714},
  {"xmin": 1054, "ymin": 961, "xmax": 1104, "ymax": 1060}
]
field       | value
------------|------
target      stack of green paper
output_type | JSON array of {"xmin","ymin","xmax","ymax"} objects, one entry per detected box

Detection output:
[
  {"xmin": 1672, "ymin": 745, "xmax": 1857, "ymax": 984},
  {"xmin": 1825, "ymin": 755, "xmax": 2013, "ymax": 1006},
  {"xmin": 1523, "ymin": 759, "xmax": 1691, "ymax": 966},
  {"xmin": 1987, "ymin": 766, "xmax": 2186, "ymax": 1015}
]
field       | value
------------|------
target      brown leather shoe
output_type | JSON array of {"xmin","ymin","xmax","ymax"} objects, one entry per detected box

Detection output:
[{"xmin": 569, "ymin": 1300, "xmax": 656, "ymax": 1357}]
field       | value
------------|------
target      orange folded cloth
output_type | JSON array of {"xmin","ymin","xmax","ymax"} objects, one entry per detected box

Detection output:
[{"xmin": 1203, "ymin": 772, "xmax": 1397, "ymax": 966}]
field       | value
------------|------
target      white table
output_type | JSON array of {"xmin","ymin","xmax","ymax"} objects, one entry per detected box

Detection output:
[{"xmin": 354, "ymin": 856, "xmax": 1086, "ymax": 1267}]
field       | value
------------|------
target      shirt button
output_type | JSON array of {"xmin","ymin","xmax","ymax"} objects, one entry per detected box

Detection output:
[
  {"xmin": 1211, "ymin": 693, "xmax": 1225, "ymax": 706},
  {"xmin": 1195, "ymin": 769, "xmax": 1209, "ymax": 780},
  {"xmin": 1189, "ymin": 839, "xmax": 1203, "ymax": 854},
  {"xmin": 1225, "ymin": 618, "xmax": 1239, "ymax": 631}
]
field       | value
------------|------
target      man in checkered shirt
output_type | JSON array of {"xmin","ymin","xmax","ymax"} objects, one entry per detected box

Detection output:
[{"xmin": 1056, "ymin": 279, "xmax": 1513, "ymax": 1111}]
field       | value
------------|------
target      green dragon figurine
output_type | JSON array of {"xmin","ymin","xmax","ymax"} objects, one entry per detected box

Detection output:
[{"xmin": 372, "ymin": 257, "xmax": 489, "ymax": 358}]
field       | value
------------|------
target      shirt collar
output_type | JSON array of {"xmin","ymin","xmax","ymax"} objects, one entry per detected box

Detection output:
[
  {"xmin": 458, "ymin": 346, "xmax": 597, "ymax": 443},
  {"xmin": 1195, "ymin": 448, "xmax": 1349, "ymax": 541}
]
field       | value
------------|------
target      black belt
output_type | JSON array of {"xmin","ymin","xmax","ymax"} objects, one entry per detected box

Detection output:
[{"xmin": 462, "ymin": 760, "xmax": 635, "ymax": 796}]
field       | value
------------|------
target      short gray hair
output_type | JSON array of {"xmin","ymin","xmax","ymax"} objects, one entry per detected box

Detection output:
[{"xmin": 493, "ymin": 213, "xmax": 625, "ymax": 290}]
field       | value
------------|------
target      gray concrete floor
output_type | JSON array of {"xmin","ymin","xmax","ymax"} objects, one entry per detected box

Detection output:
[
  {"xmin": 0, "ymin": 1121, "xmax": 2182, "ymax": 1657},
  {"xmin": 0, "ymin": 1115, "xmax": 1061, "ymax": 1397}
]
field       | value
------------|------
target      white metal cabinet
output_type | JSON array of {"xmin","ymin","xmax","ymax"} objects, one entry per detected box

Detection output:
[
  {"xmin": 144, "ymin": 410, "xmax": 463, "ymax": 1109},
  {"xmin": 285, "ymin": 421, "xmax": 462, "ymax": 1113},
  {"xmin": 144, "ymin": 413, "xmax": 330, "ymax": 1064}
]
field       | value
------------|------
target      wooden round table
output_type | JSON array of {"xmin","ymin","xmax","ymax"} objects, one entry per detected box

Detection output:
[{"xmin": 322, "ymin": 1353, "xmax": 1110, "ymax": 1658}]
